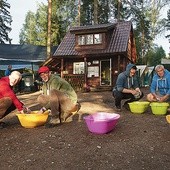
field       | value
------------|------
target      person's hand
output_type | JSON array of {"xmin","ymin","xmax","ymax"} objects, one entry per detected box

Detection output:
[
  {"xmin": 131, "ymin": 89, "xmax": 138, "ymax": 95},
  {"xmin": 159, "ymin": 95, "xmax": 169, "ymax": 102},
  {"xmin": 152, "ymin": 94, "xmax": 160, "ymax": 101},
  {"xmin": 135, "ymin": 88, "xmax": 141, "ymax": 95},
  {"xmin": 37, "ymin": 107, "xmax": 47, "ymax": 114},
  {"xmin": 133, "ymin": 90, "xmax": 141, "ymax": 99},
  {"xmin": 21, "ymin": 106, "xmax": 31, "ymax": 114},
  {"xmin": 155, "ymin": 96, "xmax": 160, "ymax": 101}
]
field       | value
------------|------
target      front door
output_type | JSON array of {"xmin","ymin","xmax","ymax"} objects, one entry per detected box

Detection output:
[{"xmin": 100, "ymin": 59, "xmax": 111, "ymax": 86}]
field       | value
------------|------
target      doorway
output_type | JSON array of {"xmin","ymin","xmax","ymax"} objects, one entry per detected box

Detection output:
[{"xmin": 100, "ymin": 59, "xmax": 111, "ymax": 86}]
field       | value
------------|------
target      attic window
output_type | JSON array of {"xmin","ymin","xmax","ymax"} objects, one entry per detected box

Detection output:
[
  {"xmin": 94, "ymin": 34, "xmax": 102, "ymax": 44},
  {"xmin": 86, "ymin": 34, "xmax": 93, "ymax": 44},
  {"xmin": 77, "ymin": 33, "xmax": 102, "ymax": 45},
  {"xmin": 78, "ymin": 35, "xmax": 85, "ymax": 45}
]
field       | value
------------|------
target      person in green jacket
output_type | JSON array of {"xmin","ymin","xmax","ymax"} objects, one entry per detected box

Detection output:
[{"xmin": 37, "ymin": 66, "xmax": 81, "ymax": 128}]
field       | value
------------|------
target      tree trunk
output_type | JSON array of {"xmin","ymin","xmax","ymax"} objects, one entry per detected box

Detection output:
[
  {"xmin": 94, "ymin": 0, "xmax": 98, "ymax": 24},
  {"xmin": 117, "ymin": 0, "xmax": 121, "ymax": 21},
  {"xmin": 78, "ymin": 0, "xmax": 81, "ymax": 26},
  {"xmin": 47, "ymin": 0, "xmax": 52, "ymax": 59}
]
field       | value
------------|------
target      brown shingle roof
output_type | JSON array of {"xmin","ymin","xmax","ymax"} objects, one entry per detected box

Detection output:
[
  {"xmin": 70, "ymin": 23, "xmax": 116, "ymax": 33},
  {"xmin": 53, "ymin": 21, "xmax": 132, "ymax": 57}
]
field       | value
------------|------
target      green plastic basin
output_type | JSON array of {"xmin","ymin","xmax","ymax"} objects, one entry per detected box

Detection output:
[
  {"xmin": 150, "ymin": 102, "xmax": 169, "ymax": 115},
  {"xmin": 128, "ymin": 101, "xmax": 150, "ymax": 114}
]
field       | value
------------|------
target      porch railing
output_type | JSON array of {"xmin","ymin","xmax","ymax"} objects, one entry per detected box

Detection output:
[{"xmin": 63, "ymin": 74, "xmax": 85, "ymax": 92}]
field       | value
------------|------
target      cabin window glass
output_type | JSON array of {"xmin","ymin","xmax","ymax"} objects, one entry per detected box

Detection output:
[
  {"xmin": 73, "ymin": 62, "xmax": 84, "ymax": 74},
  {"xmin": 94, "ymin": 34, "xmax": 102, "ymax": 44},
  {"xmin": 78, "ymin": 35, "xmax": 85, "ymax": 45},
  {"xmin": 77, "ymin": 33, "xmax": 103, "ymax": 45},
  {"xmin": 86, "ymin": 34, "xmax": 93, "ymax": 44},
  {"xmin": 87, "ymin": 66, "xmax": 99, "ymax": 77}
]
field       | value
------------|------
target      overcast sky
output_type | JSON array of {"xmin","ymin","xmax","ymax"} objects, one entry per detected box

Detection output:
[{"xmin": 8, "ymin": 0, "xmax": 47, "ymax": 44}]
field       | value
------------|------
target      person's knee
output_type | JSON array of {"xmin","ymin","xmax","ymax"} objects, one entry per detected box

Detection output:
[
  {"xmin": 6, "ymin": 97, "xmax": 12, "ymax": 105},
  {"xmin": 0, "ymin": 97, "xmax": 12, "ymax": 118},
  {"xmin": 71, "ymin": 102, "xmax": 81, "ymax": 115},
  {"xmin": 147, "ymin": 93, "xmax": 153, "ymax": 101},
  {"xmin": 49, "ymin": 93, "xmax": 59, "ymax": 104},
  {"xmin": 37, "ymin": 95, "xmax": 43, "ymax": 103},
  {"xmin": 114, "ymin": 90, "xmax": 123, "ymax": 99},
  {"xmin": 1, "ymin": 97, "xmax": 12, "ymax": 107},
  {"xmin": 37, "ymin": 95, "xmax": 49, "ymax": 105}
]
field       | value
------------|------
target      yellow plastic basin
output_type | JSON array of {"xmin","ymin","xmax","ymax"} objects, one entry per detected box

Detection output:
[
  {"xmin": 16, "ymin": 110, "xmax": 49, "ymax": 128},
  {"xmin": 150, "ymin": 102, "xmax": 169, "ymax": 115},
  {"xmin": 166, "ymin": 115, "xmax": 170, "ymax": 123},
  {"xmin": 128, "ymin": 101, "xmax": 150, "ymax": 114}
]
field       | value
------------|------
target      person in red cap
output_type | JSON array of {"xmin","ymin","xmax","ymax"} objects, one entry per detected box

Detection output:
[
  {"xmin": 0, "ymin": 71, "xmax": 31, "ymax": 129},
  {"xmin": 37, "ymin": 66, "xmax": 81, "ymax": 128}
]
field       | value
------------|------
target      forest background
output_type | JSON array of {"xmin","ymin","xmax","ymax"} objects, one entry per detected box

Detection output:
[{"xmin": 1, "ymin": 0, "xmax": 170, "ymax": 66}]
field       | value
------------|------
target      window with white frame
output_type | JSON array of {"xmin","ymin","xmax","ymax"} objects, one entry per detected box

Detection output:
[
  {"xmin": 77, "ymin": 33, "xmax": 102, "ymax": 45},
  {"xmin": 87, "ymin": 66, "xmax": 99, "ymax": 77},
  {"xmin": 94, "ymin": 34, "xmax": 102, "ymax": 44},
  {"xmin": 86, "ymin": 34, "xmax": 93, "ymax": 44},
  {"xmin": 73, "ymin": 62, "xmax": 85, "ymax": 74},
  {"xmin": 78, "ymin": 35, "xmax": 85, "ymax": 45}
]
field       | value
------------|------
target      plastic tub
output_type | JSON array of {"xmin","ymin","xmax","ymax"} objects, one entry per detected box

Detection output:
[
  {"xmin": 166, "ymin": 115, "xmax": 170, "ymax": 123},
  {"xmin": 150, "ymin": 102, "xmax": 169, "ymax": 115},
  {"xmin": 83, "ymin": 112, "xmax": 120, "ymax": 134},
  {"xmin": 128, "ymin": 101, "xmax": 150, "ymax": 114},
  {"xmin": 16, "ymin": 110, "xmax": 49, "ymax": 128}
]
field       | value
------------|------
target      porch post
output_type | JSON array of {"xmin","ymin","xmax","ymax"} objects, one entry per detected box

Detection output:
[
  {"xmin": 84, "ymin": 56, "xmax": 87, "ymax": 89},
  {"xmin": 118, "ymin": 55, "xmax": 120, "ymax": 73},
  {"xmin": 61, "ymin": 58, "xmax": 64, "ymax": 78},
  {"xmin": 31, "ymin": 62, "xmax": 35, "ymax": 81}
]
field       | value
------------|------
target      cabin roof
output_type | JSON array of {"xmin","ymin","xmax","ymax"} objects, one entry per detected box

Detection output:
[{"xmin": 53, "ymin": 21, "xmax": 133, "ymax": 57}]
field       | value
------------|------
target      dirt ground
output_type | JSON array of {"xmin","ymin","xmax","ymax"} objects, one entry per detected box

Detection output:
[{"xmin": 0, "ymin": 87, "xmax": 170, "ymax": 170}]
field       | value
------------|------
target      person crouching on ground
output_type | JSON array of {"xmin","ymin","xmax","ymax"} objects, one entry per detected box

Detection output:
[
  {"xmin": 0, "ymin": 71, "xmax": 31, "ymax": 129},
  {"xmin": 37, "ymin": 66, "xmax": 81, "ymax": 128},
  {"xmin": 147, "ymin": 65, "xmax": 170, "ymax": 102},
  {"xmin": 112, "ymin": 63, "xmax": 144, "ymax": 111}
]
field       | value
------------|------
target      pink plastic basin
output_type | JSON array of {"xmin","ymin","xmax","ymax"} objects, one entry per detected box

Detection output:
[{"xmin": 83, "ymin": 112, "xmax": 120, "ymax": 134}]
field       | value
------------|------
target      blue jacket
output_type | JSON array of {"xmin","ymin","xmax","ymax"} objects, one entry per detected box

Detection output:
[
  {"xmin": 150, "ymin": 69, "xmax": 170, "ymax": 95},
  {"xmin": 115, "ymin": 63, "xmax": 139, "ymax": 92},
  {"xmin": 5, "ymin": 69, "xmax": 11, "ymax": 76}
]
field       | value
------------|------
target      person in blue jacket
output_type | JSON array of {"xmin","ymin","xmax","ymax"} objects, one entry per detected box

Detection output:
[
  {"xmin": 112, "ymin": 63, "xmax": 144, "ymax": 111},
  {"xmin": 147, "ymin": 65, "xmax": 170, "ymax": 102},
  {"xmin": 5, "ymin": 65, "xmax": 12, "ymax": 76}
]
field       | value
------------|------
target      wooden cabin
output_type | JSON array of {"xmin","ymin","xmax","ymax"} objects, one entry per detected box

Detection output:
[{"xmin": 44, "ymin": 21, "xmax": 137, "ymax": 92}]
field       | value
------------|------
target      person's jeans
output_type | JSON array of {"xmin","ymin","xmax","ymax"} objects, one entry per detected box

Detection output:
[
  {"xmin": 0, "ymin": 97, "xmax": 15, "ymax": 119},
  {"xmin": 112, "ymin": 90, "xmax": 144, "ymax": 108}
]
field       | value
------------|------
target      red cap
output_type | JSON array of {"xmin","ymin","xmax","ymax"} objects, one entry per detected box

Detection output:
[{"xmin": 38, "ymin": 66, "xmax": 49, "ymax": 74}]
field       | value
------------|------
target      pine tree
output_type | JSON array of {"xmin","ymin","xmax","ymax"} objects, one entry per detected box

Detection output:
[
  {"xmin": 0, "ymin": 0, "xmax": 12, "ymax": 44},
  {"xmin": 165, "ymin": 9, "xmax": 170, "ymax": 38}
]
